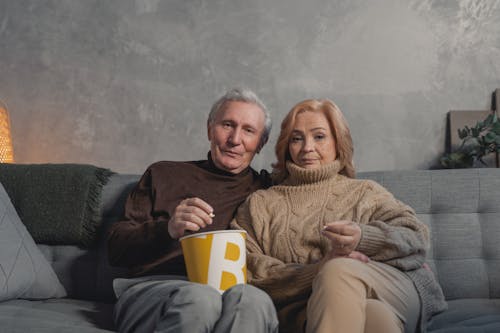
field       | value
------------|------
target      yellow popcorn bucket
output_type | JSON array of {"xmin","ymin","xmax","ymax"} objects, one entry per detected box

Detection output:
[{"xmin": 180, "ymin": 230, "xmax": 247, "ymax": 294}]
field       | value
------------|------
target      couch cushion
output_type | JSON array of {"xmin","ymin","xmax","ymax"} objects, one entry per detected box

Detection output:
[
  {"xmin": 0, "ymin": 181, "xmax": 66, "ymax": 302},
  {"xmin": 427, "ymin": 298, "xmax": 500, "ymax": 332},
  {"xmin": 38, "ymin": 245, "xmax": 127, "ymax": 302},
  {"xmin": 0, "ymin": 298, "xmax": 115, "ymax": 333},
  {"xmin": 99, "ymin": 174, "xmax": 140, "ymax": 220},
  {"xmin": 358, "ymin": 169, "xmax": 500, "ymax": 300},
  {"xmin": 35, "ymin": 174, "xmax": 139, "ymax": 303}
]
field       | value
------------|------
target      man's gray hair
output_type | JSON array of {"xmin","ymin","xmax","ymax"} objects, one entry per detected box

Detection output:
[{"xmin": 208, "ymin": 88, "xmax": 272, "ymax": 151}]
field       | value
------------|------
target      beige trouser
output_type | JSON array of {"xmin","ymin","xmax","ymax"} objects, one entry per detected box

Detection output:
[{"xmin": 306, "ymin": 258, "xmax": 420, "ymax": 333}]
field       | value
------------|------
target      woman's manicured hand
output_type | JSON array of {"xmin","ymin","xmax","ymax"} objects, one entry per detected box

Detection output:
[{"xmin": 322, "ymin": 220, "xmax": 362, "ymax": 257}]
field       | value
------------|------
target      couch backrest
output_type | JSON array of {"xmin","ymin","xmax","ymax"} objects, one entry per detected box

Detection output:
[
  {"xmin": 41, "ymin": 168, "xmax": 500, "ymax": 303},
  {"xmin": 358, "ymin": 168, "xmax": 500, "ymax": 301},
  {"xmin": 40, "ymin": 174, "xmax": 140, "ymax": 303}
]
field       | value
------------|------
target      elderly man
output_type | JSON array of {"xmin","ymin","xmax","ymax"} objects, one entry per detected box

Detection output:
[{"xmin": 107, "ymin": 88, "xmax": 278, "ymax": 333}]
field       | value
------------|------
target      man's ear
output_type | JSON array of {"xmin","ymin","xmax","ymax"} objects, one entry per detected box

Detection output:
[
  {"xmin": 207, "ymin": 121, "xmax": 212, "ymax": 141},
  {"xmin": 256, "ymin": 135, "xmax": 268, "ymax": 154}
]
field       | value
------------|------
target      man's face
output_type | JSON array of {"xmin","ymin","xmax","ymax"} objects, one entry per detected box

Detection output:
[{"xmin": 208, "ymin": 101, "xmax": 265, "ymax": 174}]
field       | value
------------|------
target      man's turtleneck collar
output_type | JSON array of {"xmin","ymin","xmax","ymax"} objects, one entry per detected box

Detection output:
[
  {"xmin": 285, "ymin": 159, "xmax": 343, "ymax": 186},
  {"xmin": 206, "ymin": 151, "xmax": 251, "ymax": 177}
]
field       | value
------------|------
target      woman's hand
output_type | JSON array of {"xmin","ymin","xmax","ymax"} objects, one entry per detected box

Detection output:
[{"xmin": 322, "ymin": 220, "xmax": 362, "ymax": 257}]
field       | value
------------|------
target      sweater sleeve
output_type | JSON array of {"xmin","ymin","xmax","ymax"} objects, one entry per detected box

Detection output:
[
  {"xmin": 231, "ymin": 194, "xmax": 322, "ymax": 305},
  {"xmin": 107, "ymin": 166, "xmax": 174, "ymax": 267},
  {"xmin": 355, "ymin": 180, "xmax": 429, "ymax": 271}
]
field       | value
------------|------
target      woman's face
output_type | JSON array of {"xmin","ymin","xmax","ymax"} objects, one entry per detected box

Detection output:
[{"xmin": 288, "ymin": 111, "xmax": 337, "ymax": 169}]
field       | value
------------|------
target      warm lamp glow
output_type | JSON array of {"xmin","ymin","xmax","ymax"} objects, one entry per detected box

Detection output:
[{"xmin": 0, "ymin": 100, "xmax": 14, "ymax": 163}]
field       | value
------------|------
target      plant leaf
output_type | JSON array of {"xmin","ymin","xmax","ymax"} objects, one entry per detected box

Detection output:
[
  {"xmin": 483, "ymin": 114, "xmax": 494, "ymax": 126},
  {"xmin": 492, "ymin": 121, "xmax": 500, "ymax": 134},
  {"xmin": 485, "ymin": 132, "xmax": 496, "ymax": 143}
]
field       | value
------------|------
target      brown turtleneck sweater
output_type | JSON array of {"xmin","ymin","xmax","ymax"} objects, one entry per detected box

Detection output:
[{"xmin": 107, "ymin": 153, "xmax": 270, "ymax": 277}]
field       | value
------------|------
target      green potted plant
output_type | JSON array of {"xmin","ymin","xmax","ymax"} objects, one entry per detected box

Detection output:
[{"xmin": 440, "ymin": 112, "xmax": 500, "ymax": 168}]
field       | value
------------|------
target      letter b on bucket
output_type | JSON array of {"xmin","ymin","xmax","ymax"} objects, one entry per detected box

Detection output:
[{"xmin": 180, "ymin": 230, "xmax": 247, "ymax": 293}]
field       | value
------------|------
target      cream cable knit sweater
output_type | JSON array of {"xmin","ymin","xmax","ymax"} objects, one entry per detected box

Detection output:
[{"xmin": 231, "ymin": 160, "xmax": 446, "ymax": 332}]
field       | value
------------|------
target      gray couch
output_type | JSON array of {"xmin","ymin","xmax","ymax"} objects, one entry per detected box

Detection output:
[{"xmin": 1, "ymin": 168, "xmax": 500, "ymax": 332}]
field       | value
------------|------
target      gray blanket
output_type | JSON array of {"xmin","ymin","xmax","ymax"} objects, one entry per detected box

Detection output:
[{"xmin": 0, "ymin": 163, "xmax": 113, "ymax": 248}]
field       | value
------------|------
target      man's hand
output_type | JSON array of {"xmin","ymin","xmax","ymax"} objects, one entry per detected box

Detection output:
[
  {"xmin": 322, "ymin": 220, "xmax": 362, "ymax": 257},
  {"xmin": 167, "ymin": 197, "xmax": 214, "ymax": 239}
]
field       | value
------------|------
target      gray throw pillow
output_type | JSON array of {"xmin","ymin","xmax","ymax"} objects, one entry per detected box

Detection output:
[{"xmin": 0, "ymin": 181, "xmax": 66, "ymax": 301}]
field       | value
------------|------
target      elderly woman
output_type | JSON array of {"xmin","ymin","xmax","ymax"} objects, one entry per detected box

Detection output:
[{"xmin": 231, "ymin": 99, "xmax": 446, "ymax": 333}]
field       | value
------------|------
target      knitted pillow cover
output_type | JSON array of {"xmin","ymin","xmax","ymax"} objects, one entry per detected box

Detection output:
[{"xmin": 0, "ymin": 181, "xmax": 66, "ymax": 301}]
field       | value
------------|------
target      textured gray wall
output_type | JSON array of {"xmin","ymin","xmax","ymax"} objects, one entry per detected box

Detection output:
[{"xmin": 0, "ymin": 0, "xmax": 499, "ymax": 173}]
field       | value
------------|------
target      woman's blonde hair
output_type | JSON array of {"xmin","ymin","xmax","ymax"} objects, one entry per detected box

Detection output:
[{"xmin": 272, "ymin": 99, "xmax": 355, "ymax": 181}]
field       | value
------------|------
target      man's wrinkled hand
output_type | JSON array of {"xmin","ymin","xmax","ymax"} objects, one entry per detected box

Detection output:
[{"xmin": 167, "ymin": 197, "xmax": 214, "ymax": 239}]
